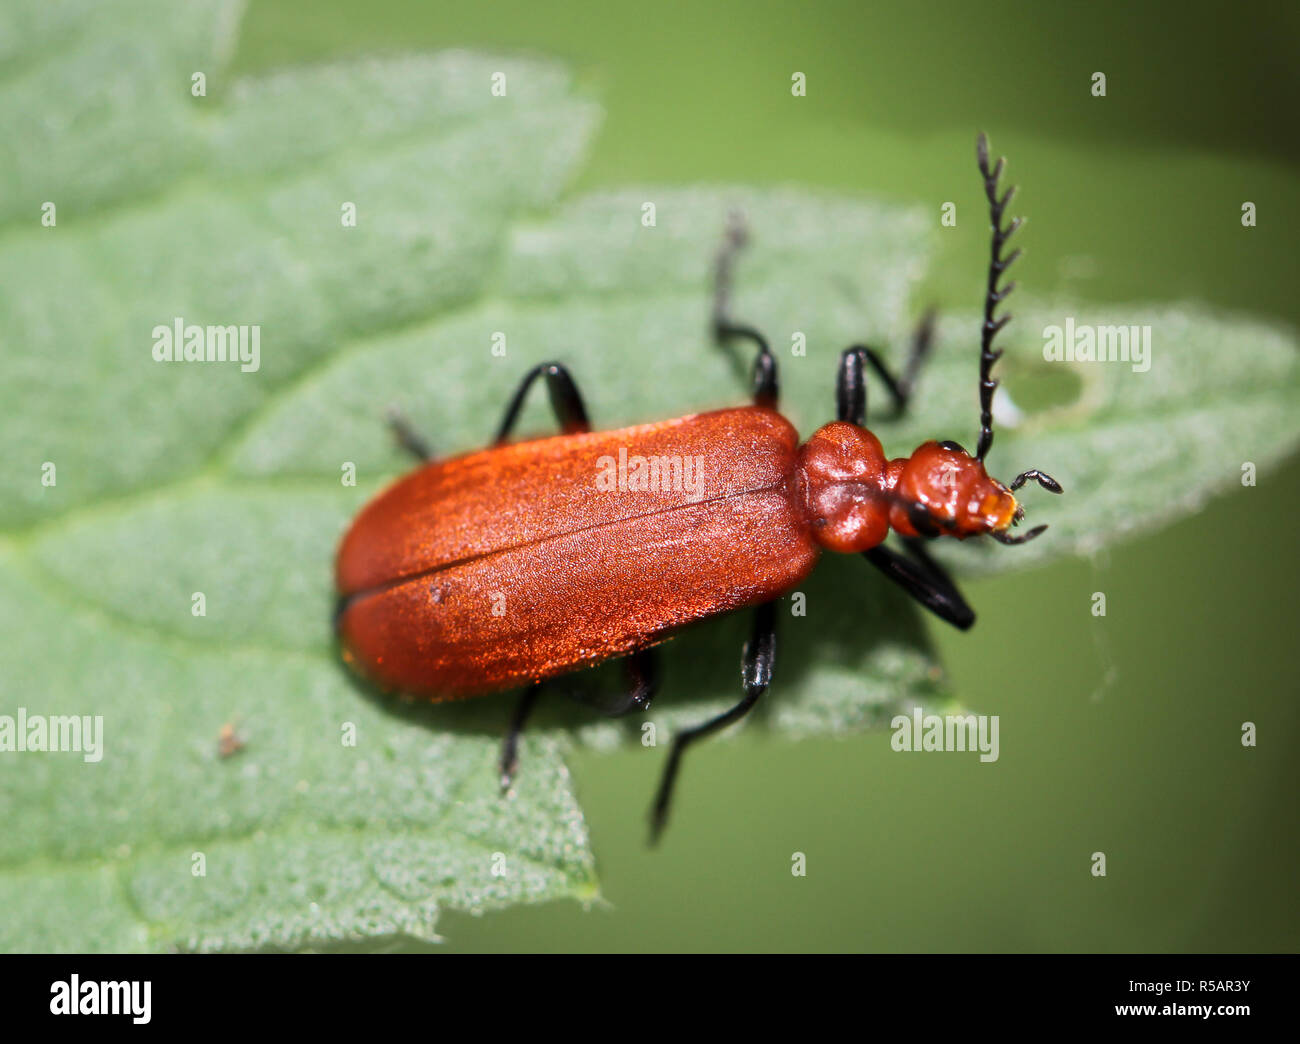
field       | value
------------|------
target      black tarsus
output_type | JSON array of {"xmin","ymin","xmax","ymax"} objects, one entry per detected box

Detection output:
[
  {"xmin": 975, "ymin": 132, "xmax": 1022, "ymax": 463},
  {"xmin": 713, "ymin": 211, "xmax": 778, "ymax": 409},
  {"xmin": 901, "ymin": 309, "xmax": 938, "ymax": 404},
  {"xmin": 495, "ymin": 362, "xmax": 591, "ymax": 444},
  {"xmin": 649, "ymin": 600, "xmax": 776, "ymax": 844}
]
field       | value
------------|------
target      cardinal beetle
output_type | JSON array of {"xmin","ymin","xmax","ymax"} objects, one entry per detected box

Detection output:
[{"xmin": 335, "ymin": 134, "xmax": 1062, "ymax": 841}]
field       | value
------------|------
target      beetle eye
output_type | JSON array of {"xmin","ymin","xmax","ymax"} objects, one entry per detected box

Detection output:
[
  {"xmin": 907, "ymin": 504, "xmax": 941, "ymax": 538},
  {"xmin": 939, "ymin": 440, "xmax": 966, "ymax": 454}
]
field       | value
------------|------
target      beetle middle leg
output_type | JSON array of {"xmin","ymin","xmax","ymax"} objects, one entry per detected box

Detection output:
[
  {"xmin": 649, "ymin": 600, "xmax": 776, "ymax": 843},
  {"xmin": 386, "ymin": 360, "xmax": 591, "ymax": 461},
  {"xmin": 573, "ymin": 648, "xmax": 660, "ymax": 717},
  {"xmin": 494, "ymin": 362, "xmax": 591, "ymax": 444},
  {"xmin": 712, "ymin": 211, "xmax": 778, "ymax": 410},
  {"xmin": 836, "ymin": 310, "xmax": 936, "ymax": 424},
  {"xmin": 606, "ymin": 648, "xmax": 659, "ymax": 716}
]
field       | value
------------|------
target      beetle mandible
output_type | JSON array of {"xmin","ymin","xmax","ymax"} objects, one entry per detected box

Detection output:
[{"xmin": 335, "ymin": 134, "xmax": 1062, "ymax": 841}]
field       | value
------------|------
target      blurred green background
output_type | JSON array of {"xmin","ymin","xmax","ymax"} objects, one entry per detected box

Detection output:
[{"xmin": 238, "ymin": 0, "xmax": 1299, "ymax": 951}]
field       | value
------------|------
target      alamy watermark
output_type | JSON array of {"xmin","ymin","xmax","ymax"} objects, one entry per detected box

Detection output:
[
  {"xmin": 152, "ymin": 317, "xmax": 260, "ymax": 372},
  {"xmin": 50, "ymin": 975, "xmax": 150, "ymax": 1023},
  {"xmin": 891, "ymin": 709, "xmax": 999, "ymax": 763},
  {"xmin": 1043, "ymin": 318, "xmax": 1151, "ymax": 373},
  {"xmin": 0, "ymin": 708, "xmax": 103, "ymax": 762},
  {"xmin": 595, "ymin": 447, "xmax": 705, "ymax": 497}
]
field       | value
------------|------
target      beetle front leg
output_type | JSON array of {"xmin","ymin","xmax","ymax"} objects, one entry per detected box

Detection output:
[
  {"xmin": 863, "ymin": 538, "xmax": 975, "ymax": 631},
  {"xmin": 648, "ymin": 600, "xmax": 776, "ymax": 844},
  {"xmin": 494, "ymin": 362, "xmax": 591, "ymax": 445}
]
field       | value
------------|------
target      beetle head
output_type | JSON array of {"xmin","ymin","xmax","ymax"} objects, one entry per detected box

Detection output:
[{"xmin": 890, "ymin": 440, "xmax": 1060, "ymax": 543}]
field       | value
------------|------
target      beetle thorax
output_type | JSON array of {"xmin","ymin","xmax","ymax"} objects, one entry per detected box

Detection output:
[{"xmin": 795, "ymin": 422, "xmax": 892, "ymax": 553}]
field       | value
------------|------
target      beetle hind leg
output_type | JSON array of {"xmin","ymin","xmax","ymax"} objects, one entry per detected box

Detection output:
[
  {"xmin": 712, "ymin": 212, "xmax": 778, "ymax": 410},
  {"xmin": 500, "ymin": 650, "xmax": 656, "ymax": 792},
  {"xmin": 385, "ymin": 403, "xmax": 434, "ymax": 462},
  {"xmin": 495, "ymin": 362, "xmax": 591, "ymax": 445},
  {"xmin": 648, "ymin": 601, "xmax": 776, "ymax": 844},
  {"xmin": 498, "ymin": 683, "xmax": 542, "ymax": 792}
]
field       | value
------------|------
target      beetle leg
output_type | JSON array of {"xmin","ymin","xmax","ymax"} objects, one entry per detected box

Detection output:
[
  {"xmin": 719, "ymin": 320, "xmax": 777, "ymax": 410},
  {"xmin": 607, "ymin": 648, "xmax": 659, "ymax": 716},
  {"xmin": 649, "ymin": 601, "xmax": 776, "ymax": 843},
  {"xmin": 494, "ymin": 362, "xmax": 591, "ymax": 445},
  {"xmin": 385, "ymin": 404, "xmax": 434, "ymax": 462},
  {"xmin": 837, "ymin": 310, "xmax": 935, "ymax": 423},
  {"xmin": 712, "ymin": 211, "xmax": 778, "ymax": 409},
  {"xmin": 565, "ymin": 648, "xmax": 662, "ymax": 718},
  {"xmin": 498, "ymin": 682, "xmax": 543, "ymax": 792},
  {"xmin": 862, "ymin": 538, "xmax": 975, "ymax": 631},
  {"xmin": 835, "ymin": 348, "xmax": 869, "ymax": 426}
]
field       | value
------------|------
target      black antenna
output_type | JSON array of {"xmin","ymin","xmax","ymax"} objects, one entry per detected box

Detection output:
[{"xmin": 975, "ymin": 133, "xmax": 1022, "ymax": 463}]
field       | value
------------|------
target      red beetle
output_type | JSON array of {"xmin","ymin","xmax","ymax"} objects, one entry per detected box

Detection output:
[{"xmin": 335, "ymin": 135, "xmax": 1061, "ymax": 839}]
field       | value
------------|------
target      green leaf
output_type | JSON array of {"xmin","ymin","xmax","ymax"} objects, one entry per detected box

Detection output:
[
  {"xmin": 0, "ymin": 0, "xmax": 602, "ymax": 953},
  {"xmin": 5, "ymin": 1, "xmax": 1300, "ymax": 953}
]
